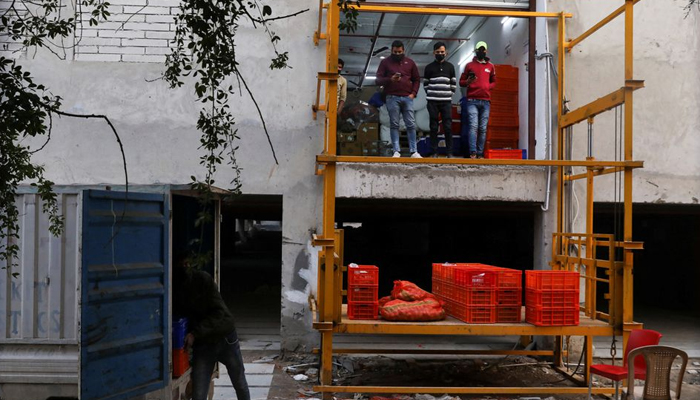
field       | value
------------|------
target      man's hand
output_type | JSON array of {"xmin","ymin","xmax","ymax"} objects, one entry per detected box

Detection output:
[
  {"xmin": 185, "ymin": 333, "xmax": 195, "ymax": 349},
  {"xmin": 391, "ymin": 73, "xmax": 401, "ymax": 82},
  {"xmin": 466, "ymin": 76, "xmax": 477, "ymax": 85},
  {"xmin": 408, "ymin": 94, "xmax": 415, "ymax": 99}
]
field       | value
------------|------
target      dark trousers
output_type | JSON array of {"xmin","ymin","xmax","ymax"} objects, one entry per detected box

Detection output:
[
  {"xmin": 427, "ymin": 100, "xmax": 453, "ymax": 155},
  {"xmin": 192, "ymin": 330, "xmax": 250, "ymax": 400}
]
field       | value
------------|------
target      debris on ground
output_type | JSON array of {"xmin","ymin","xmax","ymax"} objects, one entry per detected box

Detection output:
[
  {"xmin": 253, "ymin": 354, "xmax": 278, "ymax": 363},
  {"xmin": 293, "ymin": 374, "xmax": 309, "ymax": 381}
]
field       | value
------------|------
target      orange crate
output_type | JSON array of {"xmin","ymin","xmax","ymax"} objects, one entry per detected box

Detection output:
[
  {"xmin": 493, "ymin": 269, "xmax": 522, "ymax": 288},
  {"xmin": 488, "ymin": 114, "xmax": 519, "ymax": 127},
  {"xmin": 445, "ymin": 300, "xmax": 496, "ymax": 324},
  {"xmin": 490, "ymin": 100, "xmax": 518, "ymax": 115},
  {"xmin": 526, "ymin": 306, "xmax": 580, "ymax": 326},
  {"xmin": 453, "ymin": 268, "xmax": 497, "ymax": 288},
  {"xmin": 487, "ymin": 126, "xmax": 519, "ymax": 141},
  {"xmin": 348, "ymin": 302, "xmax": 379, "ymax": 320},
  {"xmin": 495, "ymin": 77, "xmax": 518, "ymax": 92},
  {"xmin": 526, "ymin": 270, "xmax": 580, "ymax": 291},
  {"xmin": 490, "ymin": 91, "xmax": 518, "ymax": 104},
  {"xmin": 173, "ymin": 348, "xmax": 190, "ymax": 378},
  {"xmin": 485, "ymin": 149, "xmax": 524, "ymax": 159},
  {"xmin": 347, "ymin": 285, "xmax": 378, "ymax": 303},
  {"xmin": 496, "ymin": 289, "xmax": 522, "ymax": 306},
  {"xmin": 441, "ymin": 282, "xmax": 495, "ymax": 305},
  {"xmin": 486, "ymin": 139, "xmax": 518, "ymax": 150},
  {"xmin": 495, "ymin": 64, "xmax": 519, "ymax": 79},
  {"xmin": 525, "ymin": 289, "xmax": 579, "ymax": 308},
  {"xmin": 347, "ymin": 264, "xmax": 378, "ymax": 286},
  {"xmin": 496, "ymin": 306, "xmax": 522, "ymax": 323}
]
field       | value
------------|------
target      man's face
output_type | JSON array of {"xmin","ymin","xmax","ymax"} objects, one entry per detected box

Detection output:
[
  {"xmin": 391, "ymin": 46, "xmax": 405, "ymax": 56},
  {"xmin": 338, "ymin": 63, "xmax": 343, "ymax": 72},
  {"xmin": 433, "ymin": 46, "xmax": 447, "ymax": 57}
]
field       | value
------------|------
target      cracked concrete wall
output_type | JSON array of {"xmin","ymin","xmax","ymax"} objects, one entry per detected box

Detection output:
[{"xmin": 549, "ymin": 0, "xmax": 700, "ymax": 205}]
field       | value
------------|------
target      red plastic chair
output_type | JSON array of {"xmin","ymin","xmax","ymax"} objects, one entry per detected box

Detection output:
[{"xmin": 588, "ymin": 329, "xmax": 663, "ymax": 400}]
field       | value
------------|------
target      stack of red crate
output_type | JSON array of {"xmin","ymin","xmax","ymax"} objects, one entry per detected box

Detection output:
[
  {"xmin": 347, "ymin": 264, "xmax": 379, "ymax": 320},
  {"xmin": 485, "ymin": 65, "xmax": 519, "ymax": 155},
  {"xmin": 525, "ymin": 270, "xmax": 580, "ymax": 326},
  {"xmin": 432, "ymin": 263, "xmax": 498, "ymax": 323}
]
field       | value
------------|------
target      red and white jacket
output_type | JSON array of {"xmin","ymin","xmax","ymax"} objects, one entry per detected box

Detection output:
[{"xmin": 459, "ymin": 57, "xmax": 496, "ymax": 101}]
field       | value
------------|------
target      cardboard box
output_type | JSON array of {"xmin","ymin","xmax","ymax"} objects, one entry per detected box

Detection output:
[
  {"xmin": 357, "ymin": 123, "xmax": 379, "ymax": 144},
  {"xmin": 339, "ymin": 141, "xmax": 363, "ymax": 156},
  {"xmin": 338, "ymin": 131, "xmax": 357, "ymax": 143}
]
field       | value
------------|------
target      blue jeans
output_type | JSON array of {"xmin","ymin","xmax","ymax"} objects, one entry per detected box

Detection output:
[
  {"xmin": 192, "ymin": 330, "xmax": 250, "ymax": 400},
  {"xmin": 466, "ymin": 99, "xmax": 490, "ymax": 156},
  {"xmin": 386, "ymin": 95, "xmax": 417, "ymax": 153}
]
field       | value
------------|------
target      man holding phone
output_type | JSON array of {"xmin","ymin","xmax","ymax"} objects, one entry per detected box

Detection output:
[
  {"xmin": 460, "ymin": 41, "xmax": 496, "ymax": 159},
  {"xmin": 376, "ymin": 40, "xmax": 422, "ymax": 158}
]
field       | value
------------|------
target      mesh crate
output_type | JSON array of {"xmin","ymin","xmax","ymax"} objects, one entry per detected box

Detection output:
[
  {"xmin": 496, "ymin": 306, "xmax": 522, "ymax": 323},
  {"xmin": 445, "ymin": 301, "xmax": 496, "ymax": 324},
  {"xmin": 488, "ymin": 114, "xmax": 519, "ymax": 127},
  {"xmin": 487, "ymin": 126, "xmax": 519, "ymax": 141},
  {"xmin": 525, "ymin": 289, "xmax": 579, "ymax": 308},
  {"xmin": 494, "ymin": 76, "xmax": 518, "ymax": 92},
  {"xmin": 453, "ymin": 268, "xmax": 497, "ymax": 288},
  {"xmin": 496, "ymin": 289, "xmax": 522, "ymax": 306},
  {"xmin": 495, "ymin": 64, "xmax": 519, "ymax": 79},
  {"xmin": 491, "ymin": 91, "xmax": 518, "ymax": 104},
  {"xmin": 347, "ymin": 302, "xmax": 379, "ymax": 320},
  {"xmin": 526, "ymin": 306, "xmax": 580, "ymax": 326},
  {"xmin": 526, "ymin": 270, "xmax": 580, "ymax": 291},
  {"xmin": 493, "ymin": 269, "xmax": 522, "ymax": 288},
  {"xmin": 347, "ymin": 264, "xmax": 379, "ymax": 286},
  {"xmin": 442, "ymin": 283, "xmax": 495, "ymax": 305},
  {"xmin": 490, "ymin": 100, "xmax": 519, "ymax": 115},
  {"xmin": 347, "ymin": 285, "xmax": 379, "ymax": 303},
  {"xmin": 485, "ymin": 149, "xmax": 524, "ymax": 160}
]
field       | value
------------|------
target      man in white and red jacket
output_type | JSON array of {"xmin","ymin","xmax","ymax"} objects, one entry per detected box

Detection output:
[{"xmin": 459, "ymin": 41, "xmax": 496, "ymax": 158}]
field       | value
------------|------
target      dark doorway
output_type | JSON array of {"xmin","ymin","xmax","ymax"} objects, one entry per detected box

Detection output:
[{"xmin": 337, "ymin": 199, "xmax": 537, "ymax": 296}]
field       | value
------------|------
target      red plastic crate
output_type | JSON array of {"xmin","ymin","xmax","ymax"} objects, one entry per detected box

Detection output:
[
  {"xmin": 486, "ymin": 139, "xmax": 518, "ymax": 151},
  {"xmin": 525, "ymin": 289, "xmax": 579, "ymax": 308},
  {"xmin": 347, "ymin": 285, "xmax": 378, "ymax": 303},
  {"xmin": 526, "ymin": 270, "xmax": 580, "ymax": 291},
  {"xmin": 445, "ymin": 300, "xmax": 496, "ymax": 324},
  {"xmin": 173, "ymin": 348, "xmax": 190, "ymax": 377},
  {"xmin": 490, "ymin": 100, "xmax": 518, "ymax": 115},
  {"xmin": 347, "ymin": 302, "xmax": 379, "ymax": 320},
  {"xmin": 485, "ymin": 149, "xmax": 524, "ymax": 160},
  {"xmin": 451, "ymin": 104, "xmax": 461, "ymax": 119},
  {"xmin": 496, "ymin": 289, "xmax": 522, "ymax": 306},
  {"xmin": 488, "ymin": 113, "xmax": 519, "ymax": 128},
  {"xmin": 493, "ymin": 269, "xmax": 522, "ymax": 288},
  {"xmin": 526, "ymin": 306, "xmax": 580, "ymax": 326},
  {"xmin": 347, "ymin": 265, "xmax": 378, "ymax": 286},
  {"xmin": 453, "ymin": 268, "xmax": 497, "ymax": 288},
  {"xmin": 490, "ymin": 91, "xmax": 518, "ymax": 104},
  {"xmin": 487, "ymin": 126, "xmax": 519, "ymax": 141},
  {"xmin": 495, "ymin": 64, "xmax": 519, "ymax": 79},
  {"xmin": 495, "ymin": 76, "xmax": 518, "ymax": 92},
  {"xmin": 496, "ymin": 306, "xmax": 522, "ymax": 323},
  {"xmin": 441, "ymin": 282, "xmax": 495, "ymax": 305}
]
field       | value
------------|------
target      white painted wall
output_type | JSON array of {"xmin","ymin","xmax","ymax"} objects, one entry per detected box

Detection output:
[{"xmin": 549, "ymin": 0, "xmax": 700, "ymax": 204}]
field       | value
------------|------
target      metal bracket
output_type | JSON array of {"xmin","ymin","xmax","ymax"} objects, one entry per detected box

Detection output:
[
  {"xmin": 312, "ymin": 321, "xmax": 334, "ymax": 331},
  {"xmin": 312, "ymin": 233, "xmax": 335, "ymax": 247},
  {"xmin": 625, "ymin": 79, "xmax": 645, "ymax": 89}
]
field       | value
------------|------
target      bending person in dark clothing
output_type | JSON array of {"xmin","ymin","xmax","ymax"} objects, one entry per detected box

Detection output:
[{"xmin": 173, "ymin": 255, "xmax": 250, "ymax": 400}]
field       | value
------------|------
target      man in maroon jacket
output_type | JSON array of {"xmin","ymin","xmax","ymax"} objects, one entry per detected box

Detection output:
[
  {"xmin": 459, "ymin": 41, "xmax": 496, "ymax": 158},
  {"xmin": 376, "ymin": 40, "xmax": 422, "ymax": 158}
]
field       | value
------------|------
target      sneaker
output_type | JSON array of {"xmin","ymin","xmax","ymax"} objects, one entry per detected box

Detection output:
[
  {"xmin": 477, "ymin": 154, "xmax": 484, "ymax": 159},
  {"xmin": 410, "ymin": 152, "xmax": 422, "ymax": 159},
  {"xmin": 431, "ymin": 153, "xmax": 439, "ymax": 158},
  {"xmin": 392, "ymin": 151, "xmax": 401, "ymax": 158},
  {"xmin": 447, "ymin": 154, "xmax": 454, "ymax": 158},
  {"xmin": 469, "ymin": 153, "xmax": 477, "ymax": 159}
]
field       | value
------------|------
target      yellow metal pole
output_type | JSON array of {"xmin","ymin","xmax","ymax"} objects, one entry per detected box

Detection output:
[
  {"xmin": 556, "ymin": 12, "xmax": 566, "ymax": 243},
  {"xmin": 352, "ymin": 4, "xmax": 571, "ymax": 18},
  {"xmin": 586, "ymin": 165, "xmax": 595, "ymax": 318},
  {"xmin": 622, "ymin": 0, "xmax": 635, "ymax": 346}
]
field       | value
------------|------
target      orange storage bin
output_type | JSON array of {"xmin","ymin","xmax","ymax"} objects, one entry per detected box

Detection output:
[
  {"xmin": 525, "ymin": 270, "xmax": 580, "ymax": 291},
  {"xmin": 347, "ymin": 285, "xmax": 378, "ymax": 303},
  {"xmin": 496, "ymin": 306, "xmax": 522, "ymax": 323},
  {"xmin": 173, "ymin": 348, "xmax": 190, "ymax": 377},
  {"xmin": 445, "ymin": 300, "xmax": 496, "ymax": 324},
  {"xmin": 485, "ymin": 149, "xmax": 524, "ymax": 159},
  {"xmin": 526, "ymin": 306, "xmax": 580, "ymax": 326},
  {"xmin": 348, "ymin": 302, "xmax": 379, "ymax": 320},
  {"xmin": 347, "ymin": 264, "xmax": 378, "ymax": 286},
  {"xmin": 496, "ymin": 288, "xmax": 522, "ymax": 306},
  {"xmin": 525, "ymin": 289, "xmax": 579, "ymax": 308}
]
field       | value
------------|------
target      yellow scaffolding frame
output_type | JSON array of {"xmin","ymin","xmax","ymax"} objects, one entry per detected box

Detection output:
[{"xmin": 311, "ymin": 1, "xmax": 644, "ymax": 397}]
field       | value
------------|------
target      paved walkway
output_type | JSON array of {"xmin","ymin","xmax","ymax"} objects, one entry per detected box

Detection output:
[{"xmin": 212, "ymin": 362, "xmax": 275, "ymax": 400}]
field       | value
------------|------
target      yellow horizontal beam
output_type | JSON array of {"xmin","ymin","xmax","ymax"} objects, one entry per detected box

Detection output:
[
  {"xmin": 315, "ymin": 348, "xmax": 554, "ymax": 356},
  {"xmin": 567, "ymin": 0, "xmax": 641, "ymax": 51},
  {"xmin": 561, "ymin": 88, "xmax": 629, "ymax": 128},
  {"xmin": 313, "ymin": 385, "xmax": 614, "ymax": 395},
  {"xmin": 567, "ymin": 166, "xmax": 623, "ymax": 181},
  {"xmin": 317, "ymin": 155, "xmax": 644, "ymax": 168},
  {"xmin": 311, "ymin": 234, "xmax": 335, "ymax": 247},
  {"xmin": 335, "ymin": 322, "xmax": 613, "ymax": 336},
  {"xmin": 353, "ymin": 4, "xmax": 572, "ymax": 19}
]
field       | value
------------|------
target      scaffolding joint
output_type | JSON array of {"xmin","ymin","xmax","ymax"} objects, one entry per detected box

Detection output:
[
  {"xmin": 312, "ymin": 233, "xmax": 335, "ymax": 247},
  {"xmin": 313, "ymin": 321, "xmax": 334, "ymax": 331}
]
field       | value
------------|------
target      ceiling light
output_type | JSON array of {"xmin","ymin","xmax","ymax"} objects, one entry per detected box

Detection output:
[
  {"xmin": 364, "ymin": 76, "xmax": 376, "ymax": 81},
  {"xmin": 380, "ymin": 56, "xmax": 386, "ymax": 59}
]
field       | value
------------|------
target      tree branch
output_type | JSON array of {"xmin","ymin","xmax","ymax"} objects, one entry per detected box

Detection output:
[
  {"xmin": 234, "ymin": 67, "xmax": 278, "ymax": 165},
  {"xmin": 250, "ymin": 8, "xmax": 309, "ymax": 23}
]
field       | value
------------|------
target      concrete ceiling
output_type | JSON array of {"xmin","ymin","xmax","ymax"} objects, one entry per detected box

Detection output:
[{"xmin": 339, "ymin": 0, "xmax": 529, "ymax": 89}]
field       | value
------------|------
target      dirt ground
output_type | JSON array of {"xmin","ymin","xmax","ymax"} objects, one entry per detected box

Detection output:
[{"xmin": 258, "ymin": 352, "xmax": 700, "ymax": 400}]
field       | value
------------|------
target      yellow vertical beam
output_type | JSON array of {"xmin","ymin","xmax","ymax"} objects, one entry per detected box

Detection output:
[
  {"xmin": 320, "ymin": 2, "xmax": 339, "ymax": 398},
  {"xmin": 622, "ymin": 0, "xmax": 635, "ymax": 346},
  {"xmin": 556, "ymin": 13, "xmax": 566, "ymax": 242},
  {"xmin": 586, "ymin": 166, "xmax": 595, "ymax": 318},
  {"xmin": 333, "ymin": 229, "xmax": 344, "ymax": 323}
]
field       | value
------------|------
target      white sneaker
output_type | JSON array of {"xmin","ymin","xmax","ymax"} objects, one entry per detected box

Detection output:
[
  {"xmin": 410, "ymin": 152, "xmax": 422, "ymax": 158},
  {"xmin": 392, "ymin": 151, "xmax": 401, "ymax": 158}
]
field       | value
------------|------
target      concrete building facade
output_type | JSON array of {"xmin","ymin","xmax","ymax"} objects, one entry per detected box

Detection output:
[{"xmin": 4, "ymin": 0, "xmax": 699, "ymax": 352}]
